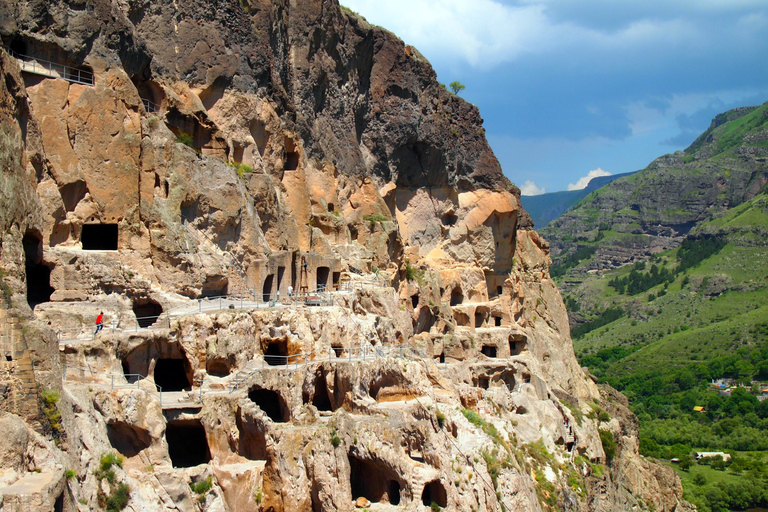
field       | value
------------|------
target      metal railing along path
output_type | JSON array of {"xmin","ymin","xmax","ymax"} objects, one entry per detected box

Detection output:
[
  {"xmin": 62, "ymin": 363, "xmax": 163, "ymax": 404},
  {"xmin": 6, "ymin": 48, "xmax": 94, "ymax": 86}
]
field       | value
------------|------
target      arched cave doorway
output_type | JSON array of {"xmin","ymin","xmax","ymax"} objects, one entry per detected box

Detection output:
[
  {"xmin": 132, "ymin": 299, "xmax": 163, "ymax": 328},
  {"xmin": 154, "ymin": 358, "xmax": 191, "ymax": 391},
  {"xmin": 166, "ymin": 419, "xmax": 211, "ymax": 467},
  {"xmin": 303, "ymin": 371, "xmax": 334, "ymax": 412},
  {"xmin": 348, "ymin": 454, "xmax": 401, "ymax": 504},
  {"xmin": 450, "ymin": 287, "xmax": 463, "ymax": 306},
  {"xmin": 248, "ymin": 386, "xmax": 289, "ymax": 422},
  {"xmin": 421, "ymin": 480, "xmax": 447, "ymax": 507},
  {"xmin": 264, "ymin": 339, "xmax": 288, "ymax": 366},
  {"xmin": 262, "ymin": 274, "xmax": 274, "ymax": 302}
]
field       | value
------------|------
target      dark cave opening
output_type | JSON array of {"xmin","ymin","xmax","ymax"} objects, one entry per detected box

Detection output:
[
  {"xmin": 23, "ymin": 232, "xmax": 53, "ymax": 308},
  {"xmin": 481, "ymin": 345, "xmax": 497, "ymax": 358},
  {"xmin": 316, "ymin": 266, "xmax": 329, "ymax": 290},
  {"xmin": 248, "ymin": 386, "xmax": 289, "ymax": 422},
  {"xmin": 421, "ymin": 480, "xmax": 447, "ymax": 507},
  {"xmin": 154, "ymin": 358, "xmax": 191, "ymax": 392},
  {"xmin": 166, "ymin": 420, "xmax": 211, "ymax": 468},
  {"xmin": 81, "ymin": 223, "xmax": 118, "ymax": 250},
  {"xmin": 411, "ymin": 294, "xmax": 419, "ymax": 309},
  {"xmin": 264, "ymin": 340, "xmax": 288, "ymax": 366},
  {"xmin": 132, "ymin": 299, "xmax": 163, "ymax": 327},
  {"xmin": 349, "ymin": 454, "xmax": 399, "ymax": 504},
  {"xmin": 475, "ymin": 311, "xmax": 484, "ymax": 328},
  {"xmin": 450, "ymin": 287, "xmax": 463, "ymax": 306},
  {"xmin": 206, "ymin": 359, "xmax": 230, "ymax": 377},
  {"xmin": 441, "ymin": 212, "xmax": 457, "ymax": 226},
  {"xmin": 285, "ymin": 151, "xmax": 299, "ymax": 170},
  {"xmin": 510, "ymin": 335, "xmax": 528, "ymax": 356},
  {"xmin": 277, "ymin": 266, "xmax": 285, "ymax": 291},
  {"xmin": 107, "ymin": 422, "xmax": 152, "ymax": 458},
  {"xmin": 262, "ymin": 274, "xmax": 274, "ymax": 302},
  {"xmin": 494, "ymin": 316, "xmax": 502, "ymax": 327},
  {"xmin": 349, "ymin": 224, "xmax": 358, "ymax": 241},
  {"xmin": 303, "ymin": 372, "xmax": 333, "ymax": 412}
]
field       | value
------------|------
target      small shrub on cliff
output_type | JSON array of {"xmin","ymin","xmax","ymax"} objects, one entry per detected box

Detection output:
[
  {"xmin": 598, "ymin": 429, "xmax": 616, "ymax": 462},
  {"xmin": 105, "ymin": 482, "xmax": 130, "ymax": 512},
  {"xmin": 436, "ymin": 408, "xmax": 446, "ymax": 428},
  {"xmin": 39, "ymin": 388, "xmax": 64, "ymax": 442},
  {"xmin": 190, "ymin": 476, "xmax": 213, "ymax": 502},
  {"xmin": 330, "ymin": 428, "xmax": 341, "ymax": 447},
  {"xmin": 176, "ymin": 131, "xmax": 194, "ymax": 148}
]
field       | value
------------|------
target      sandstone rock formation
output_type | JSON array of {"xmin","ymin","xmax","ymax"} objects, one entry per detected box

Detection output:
[{"xmin": 0, "ymin": 1, "xmax": 690, "ymax": 511}]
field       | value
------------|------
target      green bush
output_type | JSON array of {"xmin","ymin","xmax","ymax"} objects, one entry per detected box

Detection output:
[
  {"xmin": 599, "ymin": 429, "xmax": 616, "ymax": 462},
  {"xmin": 105, "ymin": 482, "xmax": 130, "ymax": 512},
  {"xmin": 176, "ymin": 132, "xmax": 194, "ymax": 148}
]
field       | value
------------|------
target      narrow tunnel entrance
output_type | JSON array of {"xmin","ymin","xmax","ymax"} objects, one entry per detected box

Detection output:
[
  {"xmin": 450, "ymin": 287, "xmax": 463, "ymax": 306},
  {"xmin": 248, "ymin": 386, "xmax": 289, "ymax": 422},
  {"xmin": 166, "ymin": 420, "xmax": 211, "ymax": 468},
  {"xmin": 133, "ymin": 299, "xmax": 163, "ymax": 327},
  {"xmin": 81, "ymin": 223, "xmax": 118, "ymax": 250},
  {"xmin": 262, "ymin": 274, "xmax": 274, "ymax": 302},
  {"xmin": 303, "ymin": 371, "xmax": 333, "ymax": 412},
  {"xmin": 154, "ymin": 358, "xmax": 191, "ymax": 391},
  {"xmin": 107, "ymin": 422, "xmax": 151, "ymax": 458},
  {"xmin": 23, "ymin": 232, "xmax": 53, "ymax": 308},
  {"xmin": 422, "ymin": 480, "xmax": 447, "ymax": 507}
]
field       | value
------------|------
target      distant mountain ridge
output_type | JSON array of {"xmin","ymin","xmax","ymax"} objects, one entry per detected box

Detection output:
[{"xmin": 521, "ymin": 171, "xmax": 638, "ymax": 228}]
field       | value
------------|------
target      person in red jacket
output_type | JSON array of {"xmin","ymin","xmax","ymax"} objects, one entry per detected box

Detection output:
[{"xmin": 94, "ymin": 311, "xmax": 104, "ymax": 335}]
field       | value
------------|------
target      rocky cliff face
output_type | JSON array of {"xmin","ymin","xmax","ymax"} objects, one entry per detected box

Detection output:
[{"xmin": 0, "ymin": 1, "xmax": 687, "ymax": 511}]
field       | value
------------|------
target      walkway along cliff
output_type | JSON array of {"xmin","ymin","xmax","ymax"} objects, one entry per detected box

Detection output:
[{"xmin": 0, "ymin": 0, "xmax": 691, "ymax": 510}]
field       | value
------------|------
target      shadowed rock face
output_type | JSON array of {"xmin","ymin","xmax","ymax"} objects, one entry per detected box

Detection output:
[{"xmin": 0, "ymin": 1, "xmax": 690, "ymax": 511}]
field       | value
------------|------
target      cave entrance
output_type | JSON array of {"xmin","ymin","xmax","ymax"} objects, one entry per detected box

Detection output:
[
  {"xmin": 332, "ymin": 345, "xmax": 344, "ymax": 358},
  {"xmin": 316, "ymin": 266, "xmax": 329, "ymax": 291},
  {"xmin": 477, "ymin": 376, "xmax": 489, "ymax": 389},
  {"xmin": 481, "ymin": 345, "xmax": 497, "ymax": 358},
  {"xmin": 285, "ymin": 152, "xmax": 299, "ymax": 170},
  {"xmin": 107, "ymin": 422, "xmax": 151, "ymax": 458},
  {"xmin": 510, "ymin": 335, "xmax": 528, "ymax": 356},
  {"xmin": 81, "ymin": 223, "xmax": 118, "ymax": 250},
  {"xmin": 236, "ymin": 414, "xmax": 267, "ymax": 460},
  {"xmin": 389, "ymin": 481, "xmax": 401, "ymax": 506},
  {"xmin": 201, "ymin": 278, "xmax": 227, "ymax": 298},
  {"xmin": 277, "ymin": 266, "xmax": 285, "ymax": 291},
  {"xmin": 475, "ymin": 311, "xmax": 484, "ymax": 328},
  {"xmin": 264, "ymin": 340, "xmax": 288, "ymax": 366},
  {"xmin": 349, "ymin": 225, "xmax": 358, "ymax": 241},
  {"xmin": 349, "ymin": 454, "xmax": 399, "ymax": 504},
  {"xmin": 421, "ymin": 480, "xmax": 447, "ymax": 507},
  {"xmin": 332, "ymin": 271, "xmax": 340, "ymax": 290},
  {"xmin": 262, "ymin": 274, "xmax": 274, "ymax": 302},
  {"xmin": 494, "ymin": 316, "xmax": 502, "ymax": 327},
  {"xmin": 23, "ymin": 232, "xmax": 53, "ymax": 308},
  {"xmin": 133, "ymin": 299, "xmax": 163, "ymax": 327},
  {"xmin": 411, "ymin": 294, "xmax": 419, "ymax": 308},
  {"xmin": 248, "ymin": 386, "xmax": 289, "ymax": 422},
  {"xmin": 206, "ymin": 359, "xmax": 230, "ymax": 377},
  {"xmin": 154, "ymin": 358, "xmax": 191, "ymax": 391},
  {"xmin": 303, "ymin": 371, "xmax": 334, "ymax": 412},
  {"xmin": 166, "ymin": 420, "xmax": 211, "ymax": 468},
  {"xmin": 450, "ymin": 287, "xmax": 463, "ymax": 306}
]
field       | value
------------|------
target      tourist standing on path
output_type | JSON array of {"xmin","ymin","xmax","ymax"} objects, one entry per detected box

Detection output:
[{"xmin": 94, "ymin": 311, "xmax": 104, "ymax": 335}]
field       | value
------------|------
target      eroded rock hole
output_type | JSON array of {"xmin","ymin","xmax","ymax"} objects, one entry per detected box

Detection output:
[
  {"xmin": 154, "ymin": 358, "xmax": 191, "ymax": 391},
  {"xmin": 494, "ymin": 316, "xmax": 502, "ymax": 327},
  {"xmin": 411, "ymin": 294, "xmax": 419, "ymax": 308},
  {"xmin": 166, "ymin": 420, "xmax": 211, "ymax": 468},
  {"xmin": 422, "ymin": 480, "xmax": 447, "ymax": 507},
  {"xmin": 316, "ymin": 266, "xmax": 330, "ymax": 290},
  {"xmin": 441, "ymin": 212, "xmax": 457, "ymax": 226},
  {"xmin": 81, "ymin": 223, "xmax": 118, "ymax": 250},
  {"xmin": 248, "ymin": 387, "xmax": 289, "ymax": 422},
  {"xmin": 477, "ymin": 376, "xmax": 489, "ymax": 389},
  {"xmin": 206, "ymin": 359, "xmax": 230, "ymax": 377},
  {"xmin": 481, "ymin": 345, "xmax": 497, "ymax": 358},
  {"xmin": 262, "ymin": 274, "xmax": 274, "ymax": 301},
  {"xmin": 59, "ymin": 180, "xmax": 88, "ymax": 212},
  {"xmin": 349, "ymin": 224, "xmax": 358, "ymax": 241},
  {"xmin": 264, "ymin": 340, "xmax": 288, "ymax": 366},
  {"xmin": 132, "ymin": 299, "xmax": 163, "ymax": 327},
  {"xmin": 285, "ymin": 151, "xmax": 299, "ymax": 170},
  {"xmin": 327, "ymin": 203, "xmax": 334, "ymax": 212},
  {"xmin": 453, "ymin": 310, "xmax": 470, "ymax": 327},
  {"xmin": 23, "ymin": 232, "xmax": 53, "ymax": 308},
  {"xmin": 450, "ymin": 287, "xmax": 463, "ymax": 306},
  {"xmin": 107, "ymin": 422, "xmax": 151, "ymax": 458},
  {"xmin": 349, "ymin": 454, "xmax": 399, "ymax": 504}
]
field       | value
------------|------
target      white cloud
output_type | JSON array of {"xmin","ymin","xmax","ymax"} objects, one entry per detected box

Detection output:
[
  {"xmin": 567, "ymin": 168, "xmax": 612, "ymax": 190},
  {"xmin": 520, "ymin": 180, "xmax": 546, "ymax": 196}
]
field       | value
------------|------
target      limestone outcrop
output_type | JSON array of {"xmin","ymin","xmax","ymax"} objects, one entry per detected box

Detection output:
[{"xmin": 0, "ymin": 1, "xmax": 689, "ymax": 511}]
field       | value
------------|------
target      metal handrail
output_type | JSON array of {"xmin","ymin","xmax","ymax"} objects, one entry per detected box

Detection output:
[
  {"xmin": 141, "ymin": 98, "xmax": 159, "ymax": 113},
  {"xmin": 6, "ymin": 47, "xmax": 94, "ymax": 86},
  {"xmin": 62, "ymin": 363, "xmax": 163, "ymax": 404}
]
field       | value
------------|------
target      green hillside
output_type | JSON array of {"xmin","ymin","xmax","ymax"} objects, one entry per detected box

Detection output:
[{"xmin": 544, "ymin": 104, "xmax": 768, "ymax": 512}]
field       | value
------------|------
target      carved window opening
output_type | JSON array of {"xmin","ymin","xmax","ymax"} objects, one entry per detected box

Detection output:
[
  {"xmin": 510, "ymin": 335, "xmax": 528, "ymax": 356},
  {"xmin": 248, "ymin": 386, "xmax": 289, "ymax": 422},
  {"xmin": 166, "ymin": 420, "xmax": 211, "ymax": 468},
  {"xmin": 81, "ymin": 223, "xmax": 118, "ymax": 250},
  {"xmin": 481, "ymin": 345, "xmax": 497, "ymax": 358},
  {"xmin": 494, "ymin": 316, "xmax": 502, "ymax": 326}
]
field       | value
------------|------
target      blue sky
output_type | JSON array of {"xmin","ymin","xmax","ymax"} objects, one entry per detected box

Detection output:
[{"xmin": 341, "ymin": 0, "xmax": 768, "ymax": 194}]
